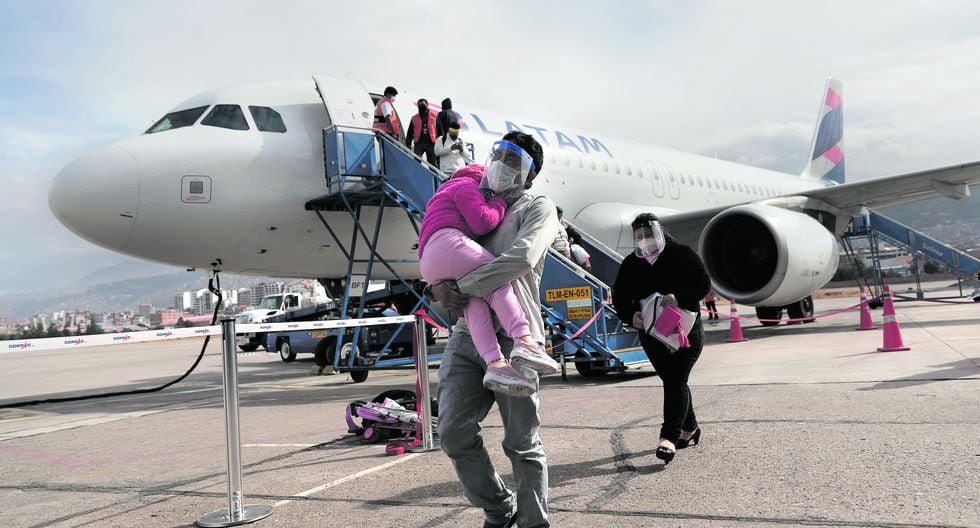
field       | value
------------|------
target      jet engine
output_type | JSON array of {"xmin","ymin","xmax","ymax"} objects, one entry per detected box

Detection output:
[{"xmin": 698, "ymin": 204, "xmax": 839, "ymax": 306}]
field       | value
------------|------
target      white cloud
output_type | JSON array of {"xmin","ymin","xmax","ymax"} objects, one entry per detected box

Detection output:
[{"xmin": 2, "ymin": 0, "xmax": 980, "ymax": 293}]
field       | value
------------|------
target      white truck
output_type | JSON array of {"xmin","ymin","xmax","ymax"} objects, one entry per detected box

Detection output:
[{"xmin": 234, "ymin": 283, "xmax": 332, "ymax": 352}]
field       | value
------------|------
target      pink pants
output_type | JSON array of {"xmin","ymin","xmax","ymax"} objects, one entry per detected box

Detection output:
[{"xmin": 419, "ymin": 228, "xmax": 532, "ymax": 364}]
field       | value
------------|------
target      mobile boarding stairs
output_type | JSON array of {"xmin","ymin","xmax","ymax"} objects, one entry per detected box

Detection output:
[
  {"xmin": 305, "ymin": 123, "xmax": 647, "ymax": 378},
  {"xmin": 843, "ymin": 209, "xmax": 980, "ymax": 302}
]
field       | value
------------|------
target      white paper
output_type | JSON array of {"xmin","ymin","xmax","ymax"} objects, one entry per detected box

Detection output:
[{"xmin": 639, "ymin": 293, "xmax": 697, "ymax": 352}]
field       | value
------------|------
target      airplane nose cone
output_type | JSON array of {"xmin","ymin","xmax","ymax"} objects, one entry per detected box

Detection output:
[{"xmin": 49, "ymin": 145, "xmax": 140, "ymax": 251}]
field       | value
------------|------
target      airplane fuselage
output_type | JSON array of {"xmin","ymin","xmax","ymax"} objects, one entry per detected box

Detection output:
[{"xmin": 49, "ymin": 80, "xmax": 821, "ymax": 282}]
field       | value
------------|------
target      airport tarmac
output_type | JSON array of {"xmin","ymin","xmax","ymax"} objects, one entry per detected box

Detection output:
[{"xmin": 0, "ymin": 283, "xmax": 977, "ymax": 528}]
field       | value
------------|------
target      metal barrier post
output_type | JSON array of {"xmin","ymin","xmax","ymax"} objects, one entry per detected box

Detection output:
[
  {"xmin": 410, "ymin": 315, "xmax": 438, "ymax": 452},
  {"xmin": 197, "ymin": 319, "xmax": 274, "ymax": 527}
]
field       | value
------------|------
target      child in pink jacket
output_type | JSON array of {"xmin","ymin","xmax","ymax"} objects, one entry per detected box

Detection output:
[{"xmin": 418, "ymin": 164, "xmax": 552, "ymax": 396}]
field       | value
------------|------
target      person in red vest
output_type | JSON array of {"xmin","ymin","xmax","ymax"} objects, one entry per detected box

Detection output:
[
  {"xmin": 373, "ymin": 86, "xmax": 402, "ymax": 141},
  {"xmin": 406, "ymin": 98, "xmax": 438, "ymax": 165}
]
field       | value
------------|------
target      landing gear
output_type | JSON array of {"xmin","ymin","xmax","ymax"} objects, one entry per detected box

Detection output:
[
  {"xmin": 238, "ymin": 343, "xmax": 259, "ymax": 352},
  {"xmin": 755, "ymin": 306, "xmax": 783, "ymax": 327},
  {"xmin": 785, "ymin": 295, "xmax": 815, "ymax": 324}
]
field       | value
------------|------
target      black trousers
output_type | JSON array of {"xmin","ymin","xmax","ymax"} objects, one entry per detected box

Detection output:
[
  {"xmin": 640, "ymin": 318, "xmax": 704, "ymax": 443},
  {"xmin": 414, "ymin": 142, "xmax": 437, "ymax": 166},
  {"xmin": 705, "ymin": 301, "xmax": 718, "ymax": 319}
]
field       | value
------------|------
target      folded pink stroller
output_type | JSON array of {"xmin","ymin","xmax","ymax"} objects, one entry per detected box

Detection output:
[{"xmin": 346, "ymin": 390, "xmax": 438, "ymax": 445}]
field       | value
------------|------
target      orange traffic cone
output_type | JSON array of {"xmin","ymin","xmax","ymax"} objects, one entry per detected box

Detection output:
[
  {"xmin": 856, "ymin": 286, "xmax": 877, "ymax": 331},
  {"xmin": 877, "ymin": 286, "xmax": 910, "ymax": 352},
  {"xmin": 726, "ymin": 299, "xmax": 749, "ymax": 343}
]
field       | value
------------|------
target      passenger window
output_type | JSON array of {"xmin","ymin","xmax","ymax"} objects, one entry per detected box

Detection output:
[
  {"xmin": 637, "ymin": 167, "xmax": 644, "ymax": 177},
  {"xmin": 248, "ymin": 106, "xmax": 287, "ymax": 133},
  {"xmin": 614, "ymin": 163, "xmax": 620, "ymax": 174},
  {"xmin": 602, "ymin": 161, "xmax": 609, "ymax": 172},
  {"xmin": 626, "ymin": 165, "xmax": 632, "ymax": 176},
  {"xmin": 562, "ymin": 155, "xmax": 570, "ymax": 167},
  {"xmin": 590, "ymin": 159, "xmax": 597, "ymax": 170},
  {"xmin": 577, "ymin": 157, "xmax": 584, "ymax": 168},
  {"xmin": 146, "ymin": 105, "xmax": 209, "ymax": 134},
  {"xmin": 202, "ymin": 104, "xmax": 249, "ymax": 131}
]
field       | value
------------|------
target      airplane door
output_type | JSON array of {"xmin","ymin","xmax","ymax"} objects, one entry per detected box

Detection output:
[
  {"xmin": 662, "ymin": 163, "xmax": 681, "ymax": 200},
  {"xmin": 312, "ymin": 75, "xmax": 375, "ymax": 128},
  {"xmin": 646, "ymin": 162, "xmax": 666, "ymax": 198}
]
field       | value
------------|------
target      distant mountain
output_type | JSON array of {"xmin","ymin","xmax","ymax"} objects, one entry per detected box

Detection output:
[
  {"xmin": 69, "ymin": 260, "xmax": 184, "ymax": 292},
  {"xmin": 2, "ymin": 260, "xmax": 283, "ymax": 320},
  {"xmin": 879, "ymin": 195, "xmax": 980, "ymax": 247}
]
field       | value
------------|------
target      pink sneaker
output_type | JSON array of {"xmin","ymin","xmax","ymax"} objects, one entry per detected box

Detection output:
[
  {"xmin": 483, "ymin": 362, "xmax": 536, "ymax": 397},
  {"xmin": 510, "ymin": 342, "xmax": 560, "ymax": 375}
]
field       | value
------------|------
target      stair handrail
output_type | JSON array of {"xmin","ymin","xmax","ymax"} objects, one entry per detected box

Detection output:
[
  {"xmin": 374, "ymin": 130, "xmax": 447, "ymax": 182},
  {"xmin": 564, "ymin": 219, "xmax": 625, "ymax": 264}
]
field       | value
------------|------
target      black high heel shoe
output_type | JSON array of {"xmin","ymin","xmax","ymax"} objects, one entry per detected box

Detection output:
[
  {"xmin": 676, "ymin": 428, "xmax": 701, "ymax": 449},
  {"xmin": 655, "ymin": 444, "xmax": 675, "ymax": 465}
]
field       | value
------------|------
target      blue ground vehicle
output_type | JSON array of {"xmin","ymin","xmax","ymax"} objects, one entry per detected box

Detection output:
[{"xmin": 261, "ymin": 304, "xmax": 418, "ymax": 383}]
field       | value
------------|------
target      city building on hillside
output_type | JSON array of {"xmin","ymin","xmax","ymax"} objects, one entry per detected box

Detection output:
[
  {"xmin": 174, "ymin": 291, "xmax": 192, "ymax": 312},
  {"xmin": 250, "ymin": 282, "xmax": 283, "ymax": 306}
]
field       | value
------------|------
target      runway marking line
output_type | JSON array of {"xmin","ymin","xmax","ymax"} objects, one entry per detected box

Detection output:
[
  {"xmin": 244, "ymin": 444, "xmax": 319, "ymax": 448},
  {"xmin": 274, "ymin": 453, "xmax": 421, "ymax": 507},
  {"xmin": 0, "ymin": 408, "xmax": 52, "ymax": 424}
]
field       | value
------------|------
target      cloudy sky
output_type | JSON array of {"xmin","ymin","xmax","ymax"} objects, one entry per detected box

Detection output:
[{"xmin": 2, "ymin": 0, "xmax": 979, "ymax": 295}]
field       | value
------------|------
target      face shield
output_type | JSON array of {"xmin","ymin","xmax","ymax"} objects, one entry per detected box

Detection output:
[
  {"xmin": 633, "ymin": 220, "xmax": 666, "ymax": 256},
  {"xmin": 480, "ymin": 140, "xmax": 535, "ymax": 193}
]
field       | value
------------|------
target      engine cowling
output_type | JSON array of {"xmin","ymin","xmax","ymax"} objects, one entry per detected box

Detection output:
[{"xmin": 698, "ymin": 204, "xmax": 839, "ymax": 306}]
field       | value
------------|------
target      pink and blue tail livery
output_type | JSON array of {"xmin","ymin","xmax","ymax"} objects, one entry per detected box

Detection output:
[{"xmin": 803, "ymin": 78, "xmax": 844, "ymax": 185}]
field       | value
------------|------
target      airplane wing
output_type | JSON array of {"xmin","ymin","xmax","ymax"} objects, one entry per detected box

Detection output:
[
  {"xmin": 660, "ymin": 161, "xmax": 980, "ymax": 248},
  {"xmin": 798, "ymin": 160, "xmax": 980, "ymax": 210}
]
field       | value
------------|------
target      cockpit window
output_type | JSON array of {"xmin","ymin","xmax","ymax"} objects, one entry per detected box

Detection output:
[
  {"xmin": 145, "ymin": 106, "xmax": 209, "ymax": 134},
  {"xmin": 201, "ymin": 104, "xmax": 249, "ymax": 131},
  {"xmin": 248, "ymin": 106, "xmax": 287, "ymax": 133}
]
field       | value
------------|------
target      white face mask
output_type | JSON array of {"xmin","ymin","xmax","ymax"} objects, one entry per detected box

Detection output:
[
  {"xmin": 482, "ymin": 161, "xmax": 522, "ymax": 193},
  {"xmin": 636, "ymin": 238, "xmax": 662, "ymax": 255},
  {"xmin": 634, "ymin": 223, "xmax": 666, "ymax": 256}
]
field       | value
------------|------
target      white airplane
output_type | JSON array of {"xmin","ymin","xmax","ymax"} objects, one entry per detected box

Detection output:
[{"xmin": 48, "ymin": 75, "xmax": 980, "ymax": 320}]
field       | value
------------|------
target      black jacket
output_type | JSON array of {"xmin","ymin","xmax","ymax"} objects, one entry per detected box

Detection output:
[{"xmin": 612, "ymin": 239, "xmax": 711, "ymax": 327}]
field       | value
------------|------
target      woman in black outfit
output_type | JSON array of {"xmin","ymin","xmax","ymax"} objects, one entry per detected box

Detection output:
[{"xmin": 612, "ymin": 213, "xmax": 711, "ymax": 465}]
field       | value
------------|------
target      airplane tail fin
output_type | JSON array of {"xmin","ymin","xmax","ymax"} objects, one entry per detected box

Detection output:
[{"xmin": 801, "ymin": 78, "xmax": 844, "ymax": 185}]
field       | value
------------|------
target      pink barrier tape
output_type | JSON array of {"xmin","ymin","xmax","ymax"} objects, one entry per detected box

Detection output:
[
  {"xmin": 237, "ymin": 315, "xmax": 416, "ymax": 334},
  {"xmin": 0, "ymin": 325, "xmax": 222, "ymax": 353},
  {"xmin": 892, "ymin": 294, "xmax": 978, "ymax": 305},
  {"xmin": 415, "ymin": 310, "xmax": 451, "ymax": 334},
  {"xmin": 700, "ymin": 302, "xmax": 862, "ymax": 324},
  {"xmin": 549, "ymin": 304, "xmax": 606, "ymax": 349}
]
